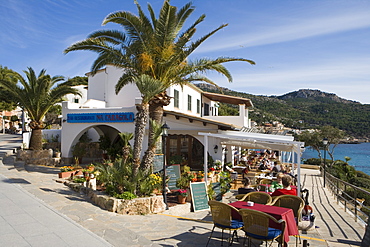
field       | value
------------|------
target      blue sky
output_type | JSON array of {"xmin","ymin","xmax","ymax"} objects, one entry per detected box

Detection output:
[{"xmin": 1, "ymin": 0, "xmax": 370, "ymax": 103}]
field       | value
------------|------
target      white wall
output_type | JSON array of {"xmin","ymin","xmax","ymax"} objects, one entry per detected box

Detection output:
[
  {"xmin": 87, "ymin": 66, "xmax": 141, "ymax": 107},
  {"xmin": 65, "ymin": 85, "xmax": 87, "ymax": 106},
  {"xmin": 165, "ymin": 84, "xmax": 203, "ymax": 117}
]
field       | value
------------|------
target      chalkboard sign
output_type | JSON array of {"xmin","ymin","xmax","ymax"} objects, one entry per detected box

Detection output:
[
  {"xmin": 190, "ymin": 182, "xmax": 209, "ymax": 212},
  {"xmin": 153, "ymin": 154, "xmax": 164, "ymax": 173},
  {"xmin": 211, "ymin": 182, "xmax": 222, "ymax": 201},
  {"xmin": 166, "ymin": 164, "xmax": 181, "ymax": 190}
]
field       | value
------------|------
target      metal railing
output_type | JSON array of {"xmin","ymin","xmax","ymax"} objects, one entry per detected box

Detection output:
[{"xmin": 324, "ymin": 171, "xmax": 369, "ymax": 225}]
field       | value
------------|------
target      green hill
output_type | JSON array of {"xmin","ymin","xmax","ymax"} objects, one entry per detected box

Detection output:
[{"xmin": 195, "ymin": 84, "xmax": 370, "ymax": 139}]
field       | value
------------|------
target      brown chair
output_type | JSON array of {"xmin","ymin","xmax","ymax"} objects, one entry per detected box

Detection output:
[
  {"xmin": 271, "ymin": 195, "xmax": 305, "ymax": 246},
  {"xmin": 207, "ymin": 200, "xmax": 244, "ymax": 246},
  {"xmin": 259, "ymin": 178, "xmax": 273, "ymax": 185},
  {"xmin": 239, "ymin": 208, "xmax": 286, "ymax": 247},
  {"xmin": 239, "ymin": 191, "xmax": 272, "ymax": 205}
]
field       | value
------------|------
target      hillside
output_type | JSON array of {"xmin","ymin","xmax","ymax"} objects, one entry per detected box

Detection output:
[{"xmin": 195, "ymin": 84, "xmax": 370, "ymax": 139}]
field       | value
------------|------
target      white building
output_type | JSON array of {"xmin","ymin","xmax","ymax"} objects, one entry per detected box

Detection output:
[{"xmin": 61, "ymin": 65, "xmax": 304, "ymax": 191}]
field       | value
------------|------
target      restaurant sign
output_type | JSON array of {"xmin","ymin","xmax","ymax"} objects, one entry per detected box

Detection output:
[{"xmin": 67, "ymin": 112, "xmax": 134, "ymax": 123}]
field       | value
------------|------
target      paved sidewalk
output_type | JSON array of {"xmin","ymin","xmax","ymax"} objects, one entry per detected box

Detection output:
[{"xmin": 0, "ymin": 134, "xmax": 366, "ymax": 246}]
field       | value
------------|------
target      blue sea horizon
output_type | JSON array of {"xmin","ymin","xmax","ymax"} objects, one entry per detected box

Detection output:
[{"xmin": 302, "ymin": 142, "xmax": 370, "ymax": 176}]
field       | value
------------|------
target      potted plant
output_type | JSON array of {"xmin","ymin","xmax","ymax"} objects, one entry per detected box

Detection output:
[
  {"xmin": 58, "ymin": 166, "xmax": 74, "ymax": 178},
  {"xmin": 196, "ymin": 171, "xmax": 204, "ymax": 182},
  {"xmin": 169, "ymin": 155, "xmax": 184, "ymax": 165},
  {"xmin": 176, "ymin": 189, "xmax": 188, "ymax": 204},
  {"xmin": 72, "ymin": 142, "xmax": 86, "ymax": 164},
  {"xmin": 98, "ymin": 134, "xmax": 111, "ymax": 159},
  {"xmin": 54, "ymin": 148, "xmax": 61, "ymax": 158}
]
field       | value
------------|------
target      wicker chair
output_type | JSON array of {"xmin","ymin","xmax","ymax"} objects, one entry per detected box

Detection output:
[
  {"xmin": 239, "ymin": 192, "xmax": 272, "ymax": 205},
  {"xmin": 259, "ymin": 178, "xmax": 273, "ymax": 185},
  {"xmin": 239, "ymin": 208, "xmax": 286, "ymax": 247},
  {"xmin": 271, "ymin": 195, "xmax": 305, "ymax": 246},
  {"xmin": 207, "ymin": 200, "xmax": 244, "ymax": 246}
]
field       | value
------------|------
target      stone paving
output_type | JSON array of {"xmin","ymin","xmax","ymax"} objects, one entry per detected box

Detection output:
[{"xmin": 0, "ymin": 134, "xmax": 366, "ymax": 246}]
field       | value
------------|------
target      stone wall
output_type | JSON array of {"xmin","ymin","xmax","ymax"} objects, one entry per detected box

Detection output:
[
  {"xmin": 17, "ymin": 149, "xmax": 61, "ymax": 166},
  {"xmin": 65, "ymin": 181, "xmax": 166, "ymax": 215}
]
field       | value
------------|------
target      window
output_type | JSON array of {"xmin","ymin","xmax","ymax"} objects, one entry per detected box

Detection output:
[
  {"xmin": 174, "ymin": 89, "xmax": 179, "ymax": 108},
  {"xmin": 187, "ymin": 95, "xmax": 192, "ymax": 111},
  {"xmin": 204, "ymin": 103, "xmax": 209, "ymax": 116},
  {"xmin": 196, "ymin": 99, "xmax": 200, "ymax": 114},
  {"xmin": 74, "ymin": 98, "xmax": 79, "ymax": 103}
]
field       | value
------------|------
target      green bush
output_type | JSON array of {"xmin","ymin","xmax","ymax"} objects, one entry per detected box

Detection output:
[
  {"xmin": 357, "ymin": 170, "xmax": 370, "ymax": 180},
  {"xmin": 304, "ymin": 158, "xmax": 321, "ymax": 166},
  {"xmin": 113, "ymin": 192, "xmax": 137, "ymax": 200},
  {"xmin": 350, "ymin": 177, "xmax": 370, "ymax": 189},
  {"xmin": 73, "ymin": 177, "xmax": 86, "ymax": 183}
]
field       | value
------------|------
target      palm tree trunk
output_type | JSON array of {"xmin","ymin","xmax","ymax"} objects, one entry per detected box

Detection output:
[
  {"xmin": 29, "ymin": 128, "xmax": 43, "ymax": 150},
  {"xmin": 133, "ymin": 103, "xmax": 149, "ymax": 174},
  {"xmin": 141, "ymin": 91, "xmax": 171, "ymax": 171},
  {"xmin": 28, "ymin": 120, "xmax": 44, "ymax": 150}
]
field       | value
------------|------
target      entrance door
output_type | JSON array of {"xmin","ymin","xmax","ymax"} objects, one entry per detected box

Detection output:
[{"xmin": 166, "ymin": 134, "xmax": 204, "ymax": 170}]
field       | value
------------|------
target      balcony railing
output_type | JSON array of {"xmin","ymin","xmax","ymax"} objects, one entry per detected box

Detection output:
[{"xmin": 324, "ymin": 170, "xmax": 369, "ymax": 225}]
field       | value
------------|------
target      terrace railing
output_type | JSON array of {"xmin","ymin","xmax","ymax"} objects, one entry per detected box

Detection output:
[{"xmin": 324, "ymin": 171, "xmax": 369, "ymax": 225}]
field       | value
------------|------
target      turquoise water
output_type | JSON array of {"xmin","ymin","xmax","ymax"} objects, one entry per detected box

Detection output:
[{"xmin": 302, "ymin": 142, "xmax": 370, "ymax": 175}]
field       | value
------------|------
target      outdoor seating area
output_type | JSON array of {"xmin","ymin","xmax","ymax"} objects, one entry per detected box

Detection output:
[{"xmin": 207, "ymin": 197, "xmax": 301, "ymax": 246}]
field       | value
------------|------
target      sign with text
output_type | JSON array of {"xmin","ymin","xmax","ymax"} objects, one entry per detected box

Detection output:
[
  {"xmin": 67, "ymin": 112, "xmax": 134, "ymax": 123},
  {"xmin": 166, "ymin": 164, "xmax": 181, "ymax": 190},
  {"xmin": 211, "ymin": 182, "xmax": 222, "ymax": 201},
  {"xmin": 153, "ymin": 154, "xmax": 164, "ymax": 173},
  {"xmin": 190, "ymin": 182, "xmax": 209, "ymax": 212}
]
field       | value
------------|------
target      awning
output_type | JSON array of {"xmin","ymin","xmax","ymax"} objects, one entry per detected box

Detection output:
[{"xmin": 199, "ymin": 131, "xmax": 305, "ymax": 196}]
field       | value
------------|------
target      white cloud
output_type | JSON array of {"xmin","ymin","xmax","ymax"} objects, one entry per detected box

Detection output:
[{"xmin": 196, "ymin": 9, "xmax": 370, "ymax": 53}]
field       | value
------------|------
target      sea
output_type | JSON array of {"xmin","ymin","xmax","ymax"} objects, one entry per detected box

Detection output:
[{"xmin": 302, "ymin": 142, "xmax": 370, "ymax": 176}]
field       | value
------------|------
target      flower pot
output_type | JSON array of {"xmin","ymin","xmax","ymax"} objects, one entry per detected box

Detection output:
[
  {"xmin": 197, "ymin": 178, "xmax": 204, "ymax": 182},
  {"xmin": 177, "ymin": 195, "xmax": 187, "ymax": 204},
  {"xmin": 58, "ymin": 171, "xmax": 73, "ymax": 179}
]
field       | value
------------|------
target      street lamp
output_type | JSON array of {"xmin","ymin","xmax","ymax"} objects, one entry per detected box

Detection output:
[
  {"xmin": 161, "ymin": 122, "xmax": 170, "ymax": 210},
  {"xmin": 323, "ymin": 138, "xmax": 328, "ymax": 188},
  {"xmin": 223, "ymin": 147, "xmax": 228, "ymax": 171}
]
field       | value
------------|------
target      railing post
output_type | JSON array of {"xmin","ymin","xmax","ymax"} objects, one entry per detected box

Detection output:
[
  {"xmin": 337, "ymin": 179, "xmax": 339, "ymax": 204},
  {"xmin": 344, "ymin": 184, "xmax": 347, "ymax": 212},
  {"xmin": 354, "ymin": 190, "xmax": 358, "ymax": 222}
]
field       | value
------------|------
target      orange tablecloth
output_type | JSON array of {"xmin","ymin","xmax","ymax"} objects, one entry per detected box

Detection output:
[{"xmin": 230, "ymin": 201, "xmax": 298, "ymax": 244}]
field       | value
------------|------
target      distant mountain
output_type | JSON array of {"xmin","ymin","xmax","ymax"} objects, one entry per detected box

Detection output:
[{"xmin": 195, "ymin": 84, "xmax": 370, "ymax": 139}]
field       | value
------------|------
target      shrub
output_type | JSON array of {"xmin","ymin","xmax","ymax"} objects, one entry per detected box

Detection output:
[
  {"xmin": 357, "ymin": 170, "xmax": 370, "ymax": 180},
  {"xmin": 112, "ymin": 191, "xmax": 137, "ymax": 200},
  {"xmin": 349, "ymin": 177, "xmax": 370, "ymax": 189}
]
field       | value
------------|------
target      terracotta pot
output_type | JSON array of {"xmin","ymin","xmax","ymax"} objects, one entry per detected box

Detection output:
[
  {"xmin": 197, "ymin": 178, "xmax": 204, "ymax": 182},
  {"xmin": 58, "ymin": 171, "xmax": 73, "ymax": 179},
  {"xmin": 177, "ymin": 195, "xmax": 187, "ymax": 204}
]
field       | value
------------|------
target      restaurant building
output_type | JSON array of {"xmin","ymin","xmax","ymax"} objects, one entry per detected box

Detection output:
[{"xmin": 60, "ymin": 65, "xmax": 304, "ymax": 191}]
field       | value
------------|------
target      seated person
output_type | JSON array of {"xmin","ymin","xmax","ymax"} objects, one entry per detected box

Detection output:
[
  {"xmin": 271, "ymin": 174, "xmax": 297, "ymax": 196},
  {"xmin": 258, "ymin": 162, "xmax": 267, "ymax": 171},
  {"xmin": 238, "ymin": 177, "xmax": 256, "ymax": 195},
  {"xmin": 270, "ymin": 172, "xmax": 284, "ymax": 190}
]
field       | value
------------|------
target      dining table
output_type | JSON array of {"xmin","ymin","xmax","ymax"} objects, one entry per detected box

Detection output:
[{"xmin": 229, "ymin": 201, "xmax": 298, "ymax": 244}]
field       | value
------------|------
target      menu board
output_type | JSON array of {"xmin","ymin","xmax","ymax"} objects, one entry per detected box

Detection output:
[
  {"xmin": 190, "ymin": 182, "xmax": 209, "ymax": 212},
  {"xmin": 153, "ymin": 154, "xmax": 164, "ymax": 173},
  {"xmin": 211, "ymin": 182, "xmax": 222, "ymax": 201},
  {"xmin": 166, "ymin": 164, "xmax": 181, "ymax": 190}
]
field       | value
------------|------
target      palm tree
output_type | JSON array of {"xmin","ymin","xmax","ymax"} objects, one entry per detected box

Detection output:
[
  {"xmin": 64, "ymin": 0, "xmax": 255, "ymax": 171},
  {"xmin": 0, "ymin": 66, "xmax": 18, "ymax": 112},
  {"xmin": 0, "ymin": 67, "xmax": 81, "ymax": 150}
]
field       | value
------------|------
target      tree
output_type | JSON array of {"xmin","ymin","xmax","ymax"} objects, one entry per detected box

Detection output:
[
  {"xmin": 64, "ymin": 0, "xmax": 255, "ymax": 171},
  {"xmin": 0, "ymin": 67, "xmax": 80, "ymax": 150},
  {"xmin": 65, "ymin": 76, "xmax": 88, "ymax": 86},
  {"xmin": 296, "ymin": 125, "xmax": 346, "ymax": 165},
  {"xmin": 0, "ymin": 66, "xmax": 17, "ymax": 112},
  {"xmin": 320, "ymin": 125, "xmax": 346, "ymax": 164}
]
